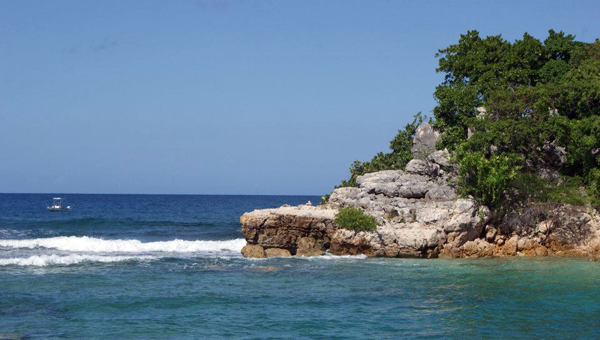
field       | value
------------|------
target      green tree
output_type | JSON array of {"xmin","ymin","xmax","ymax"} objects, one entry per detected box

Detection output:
[
  {"xmin": 329, "ymin": 30, "xmax": 600, "ymax": 205},
  {"xmin": 435, "ymin": 30, "xmax": 600, "ymax": 202}
]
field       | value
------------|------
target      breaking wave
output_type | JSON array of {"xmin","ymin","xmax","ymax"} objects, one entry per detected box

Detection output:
[
  {"xmin": 0, "ymin": 236, "xmax": 246, "ymax": 253},
  {"xmin": 0, "ymin": 254, "xmax": 157, "ymax": 267}
]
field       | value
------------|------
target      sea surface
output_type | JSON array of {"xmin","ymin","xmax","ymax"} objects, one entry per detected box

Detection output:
[{"xmin": 1, "ymin": 193, "xmax": 600, "ymax": 339}]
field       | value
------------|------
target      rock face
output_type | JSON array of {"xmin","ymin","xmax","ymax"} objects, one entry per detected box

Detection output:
[
  {"xmin": 240, "ymin": 206, "xmax": 336, "ymax": 256},
  {"xmin": 405, "ymin": 159, "xmax": 440, "ymax": 177},
  {"xmin": 239, "ymin": 123, "xmax": 600, "ymax": 259},
  {"xmin": 241, "ymin": 191, "xmax": 600, "ymax": 259},
  {"xmin": 412, "ymin": 123, "xmax": 441, "ymax": 159},
  {"xmin": 427, "ymin": 149, "xmax": 451, "ymax": 167},
  {"xmin": 241, "ymin": 151, "xmax": 494, "ymax": 258},
  {"xmin": 434, "ymin": 202, "xmax": 600, "ymax": 258}
]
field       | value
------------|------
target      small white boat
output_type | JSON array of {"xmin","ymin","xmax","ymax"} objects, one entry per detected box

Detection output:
[{"xmin": 47, "ymin": 197, "xmax": 71, "ymax": 212}]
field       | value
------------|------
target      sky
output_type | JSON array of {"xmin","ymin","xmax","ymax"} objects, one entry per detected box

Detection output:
[{"xmin": 1, "ymin": 0, "xmax": 599, "ymax": 195}]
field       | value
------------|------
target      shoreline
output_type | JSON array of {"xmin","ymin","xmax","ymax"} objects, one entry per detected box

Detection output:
[{"xmin": 239, "ymin": 125, "xmax": 600, "ymax": 260}]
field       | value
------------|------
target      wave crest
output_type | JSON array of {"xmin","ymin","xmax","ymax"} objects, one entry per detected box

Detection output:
[
  {"xmin": 0, "ymin": 236, "xmax": 246, "ymax": 253},
  {"xmin": 0, "ymin": 254, "xmax": 156, "ymax": 267}
]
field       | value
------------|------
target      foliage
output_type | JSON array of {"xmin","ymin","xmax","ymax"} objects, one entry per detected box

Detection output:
[
  {"xmin": 589, "ymin": 169, "xmax": 600, "ymax": 199},
  {"xmin": 458, "ymin": 115, "xmax": 569, "ymax": 172},
  {"xmin": 434, "ymin": 30, "xmax": 600, "ymax": 202},
  {"xmin": 337, "ymin": 113, "xmax": 423, "ymax": 187},
  {"xmin": 319, "ymin": 193, "xmax": 330, "ymax": 205},
  {"xmin": 334, "ymin": 207, "xmax": 378, "ymax": 231},
  {"xmin": 556, "ymin": 116, "xmax": 600, "ymax": 173},
  {"xmin": 327, "ymin": 30, "xmax": 600, "ymax": 206},
  {"xmin": 432, "ymin": 30, "xmax": 592, "ymax": 148},
  {"xmin": 457, "ymin": 151, "xmax": 522, "ymax": 207},
  {"xmin": 513, "ymin": 174, "xmax": 600, "ymax": 207}
]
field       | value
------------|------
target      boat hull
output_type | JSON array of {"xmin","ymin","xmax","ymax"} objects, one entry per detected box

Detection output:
[{"xmin": 47, "ymin": 207, "xmax": 71, "ymax": 212}]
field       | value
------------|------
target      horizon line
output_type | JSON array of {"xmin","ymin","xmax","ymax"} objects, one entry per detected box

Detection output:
[{"xmin": 0, "ymin": 192, "xmax": 322, "ymax": 197}]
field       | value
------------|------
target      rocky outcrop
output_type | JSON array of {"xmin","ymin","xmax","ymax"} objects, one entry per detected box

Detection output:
[
  {"xmin": 240, "ymin": 151, "xmax": 493, "ymax": 258},
  {"xmin": 240, "ymin": 206, "xmax": 336, "ymax": 257},
  {"xmin": 443, "ymin": 204, "xmax": 600, "ymax": 258},
  {"xmin": 241, "ymin": 187, "xmax": 600, "ymax": 259},
  {"xmin": 240, "ymin": 123, "xmax": 600, "ymax": 259}
]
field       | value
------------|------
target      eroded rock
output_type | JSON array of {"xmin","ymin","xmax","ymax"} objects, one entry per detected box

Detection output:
[
  {"xmin": 241, "ymin": 163, "xmax": 488, "ymax": 258},
  {"xmin": 240, "ymin": 153, "xmax": 600, "ymax": 259},
  {"xmin": 405, "ymin": 159, "xmax": 440, "ymax": 177},
  {"xmin": 241, "ymin": 244, "xmax": 266, "ymax": 258},
  {"xmin": 412, "ymin": 123, "xmax": 441, "ymax": 159},
  {"xmin": 428, "ymin": 149, "xmax": 451, "ymax": 167},
  {"xmin": 296, "ymin": 237, "xmax": 325, "ymax": 257},
  {"xmin": 264, "ymin": 248, "xmax": 292, "ymax": 257}
]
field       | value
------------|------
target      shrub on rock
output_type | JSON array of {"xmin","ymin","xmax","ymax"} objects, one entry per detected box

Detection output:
[
  {"xmin": 335, "ymin": 207, "xmax": 378, "ymax": 231},
  {"xmin": 457, "ymin": 151, "xmax": 521, "ymax": 207}
]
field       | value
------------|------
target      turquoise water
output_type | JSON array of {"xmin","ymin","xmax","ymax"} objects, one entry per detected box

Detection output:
[{"xmin": 1, "ymin": 194, "xmax": 600, "ymax": 339}]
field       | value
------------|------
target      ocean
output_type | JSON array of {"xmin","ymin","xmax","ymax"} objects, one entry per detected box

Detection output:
[{"xmin": 1, "ymin": 193, "xmax": 599, "ymax": 339}]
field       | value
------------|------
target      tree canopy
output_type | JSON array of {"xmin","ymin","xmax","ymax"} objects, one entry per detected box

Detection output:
[
  {"xmin": 334, "ymin": 30, "xmax": 600, "ymax": 208},
  {"xmin": 433, "ymin": 30, "xmax": 599, "ymax": 206}
]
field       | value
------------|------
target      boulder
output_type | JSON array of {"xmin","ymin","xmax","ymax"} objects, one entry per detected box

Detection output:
[
  {"xmin": 427, "ymin": 149, "xmax": 451, "ymax": 167},
  {"xmin": 240, "ymin": 207, "xmax": 336, "ymax": 250},
  {"xmin": 425, "ymin": 185, "xmax": 457, "ymax": 200},
  {"xmin": 264, "ymin": 248, "xmax": 292, "ymax": 257},
  {"xmin": 485, "ymin": 226, "xmax": 497, "ymax": 242},
  {"xmin": 241, "ymin": 244, "xmax": 266, "ymax": 258},
  {"xmin": 517, "ymin": 237, "xmax": 534, "ymax": 251},
  {"xmin": 504, "ymin": 236, "xmax": 519, "ymax": 256},
  {"xmin": 356, "ymin": 171, "xmax": 434, "ymax": 199},
  {"xmin": 461, "ymin": 239, "xmax": 494, "ymax": 257},
  {"xmin": 405, "ymin": 159, "xmax": 440, "ymax": 177}
]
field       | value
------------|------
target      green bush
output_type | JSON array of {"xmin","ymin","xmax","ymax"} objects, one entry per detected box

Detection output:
[
  {"xmin": 319, "ymin": 194, "xmax": 330, "ymax": 205},
  {"xmin": 546, "ymin": 177, "xmax": 596, "ymax": 206},
  {"xmin": 335, "ymin": 207, "xmax": 378, "ymax": 231},
  {"xmin": 589, "ymin": 169, "xmax": 600, "ymax": 199},
  {"xmin": 457, "ymin": 151, "xmax": 522, "ymax": 207}
]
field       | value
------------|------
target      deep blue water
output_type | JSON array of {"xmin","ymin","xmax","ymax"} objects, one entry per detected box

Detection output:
[{"xmin": 1, "ymin": 194, "xmax": 600, "ymax": 339}]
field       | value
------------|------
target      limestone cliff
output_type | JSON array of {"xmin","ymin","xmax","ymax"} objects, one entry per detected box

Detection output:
[
  {"xmin": 240, "ymin": 124, "xmax": 600, "ymax": 259},
  {"xmin": 241, "ymin": 150, "xmax": 491, "ymax": 258}
]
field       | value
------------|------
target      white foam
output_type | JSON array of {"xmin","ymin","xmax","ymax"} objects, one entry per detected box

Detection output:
[
  {"xmin": 0, "ymin": 236, "xmax": 246, "ymax": 253},
  {"xmin": 0, "ymin": 254, "xmax": 156, "ymax": 267}
]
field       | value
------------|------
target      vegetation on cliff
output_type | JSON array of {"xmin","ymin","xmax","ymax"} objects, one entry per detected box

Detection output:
[
  {"xmin": 334, "ymin": 207, "xmax": 378, "ymax": 231},
  {"xmin": 337, "ymin": 113, "xmax": 423, "ymax": 188},
  {"xmin": 335, "ymin": 30, "xmax": 600, "ymax": 208},
  {"xmin": 436, "ymin": 30, "xmax": 600, "ymax": 207}
]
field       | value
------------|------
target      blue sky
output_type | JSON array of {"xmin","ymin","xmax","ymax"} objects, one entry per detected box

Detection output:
[{"xmin": 1, "ymin": 0, "xmax": 599, "ymax": 195}]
